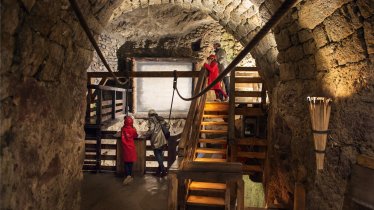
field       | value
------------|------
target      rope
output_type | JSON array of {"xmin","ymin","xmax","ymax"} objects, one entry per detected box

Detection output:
[
  {"xmin": 168, "ymin": 71, "xmax": 177, "ymax": 124},
  {"xmin": 68, "ymin": 0, "xmax": 128, "ymax": 85},
  {"xmin": 174, "ymin": 0, "xmax": 298, "ymax": 101}
]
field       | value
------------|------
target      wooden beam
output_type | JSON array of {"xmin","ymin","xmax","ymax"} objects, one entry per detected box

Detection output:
[
  {"xmin": 293, "ymin": 182, "xmax": 306, "ymax": 210},
  {"xmin": 234, "ymin": 67, "xmax": 259, "ymax": 71},
  {"xmin": 357, "ymin": 154, "xmax": 374, "ymax": 170},
  {"xmin": 87, "ymin": 71, "xmax": 200, "ymax": 78}
]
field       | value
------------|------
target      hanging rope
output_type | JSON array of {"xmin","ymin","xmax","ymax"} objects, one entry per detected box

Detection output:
[
  {"xmin": 68, "ymin": 0, "xmax": 128, "ymax": 85},
  {"xmin": 167, "ymin": 70, "xmax": 177, "ymax": 125},
  {"xmin": 173, "ymin": 0, "xmax": 298, "ymax": 101}
]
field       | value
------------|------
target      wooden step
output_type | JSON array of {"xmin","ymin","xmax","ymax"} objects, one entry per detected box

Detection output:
[
  {"xmin": 186, "ymin": 195, "xmax": 225, "ymax": 206},
  {"xmin": 243, "ymin": 165, "xmax": 263, "ymax": 172},
  {"xmin": 204, "ymin": 102, "xmax": 229, "ymax": 111},
  {"xmin": 199, "ymin": 139, "xmax": 227, "ymax": 144},
  {"xmin": 203, "ymin": 114, "xmax": 228, "ymax": 118},
  {"xmin": 235, "ymin": 91, "xmax": 262, "ymax": 98},
  {"xmin": 194, "ymin": 158, "xmax": 227, "ymax": 163},
  {"xmin": 190, "ymin": 182, "xmax": 226, "ymax": 191},
  {"xmin": 237, "ymin": 152, "xmax": 266, "ymax": 159},
  {"xmin": 196, "ymin": 148, "xmax": 226, "ymax": 154},
  {"xmin": 235, "ymin": 77, "xmax": 263, "ymax": 83},
  {"xmin": 201, "ymin": 121, "xmax": 228, "ymax": 126},
  {"xmin": 200, "ymin": 130, "xmax": 227, "ymax": 134},
  {"xmin": 235, "ymin": 107, "xmax": 264, "ymax": 116},
  {"xmin": 237, "ymin": 138, "xmax": 267, "ymax": 146}
]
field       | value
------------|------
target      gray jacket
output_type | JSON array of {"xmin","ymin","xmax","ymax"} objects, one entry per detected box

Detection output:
[
  {"xmin": 215, "ymin": 47, "xmax": 230, "ymax": 76},
  {"xmin": 146, "ymin": 116, "xmax": 168, "ymax": 149}
]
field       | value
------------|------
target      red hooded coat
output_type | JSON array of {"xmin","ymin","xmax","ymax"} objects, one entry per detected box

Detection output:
[
  {"xmin": 204, "ymin": 61, "xmax": 221, "ymax": 90},
  {"xmin": 121, "ymin": 117, "xmax": 138, "ymax": 162}
]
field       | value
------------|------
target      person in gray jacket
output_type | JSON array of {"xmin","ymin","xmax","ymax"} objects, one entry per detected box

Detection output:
[
  {"xmin": 145, "ymin": 109, "xmax": 169, "ymax": 177},
  {"xmin": 214, "ymin": 42, "xmax": 230, "ymax": 100}
]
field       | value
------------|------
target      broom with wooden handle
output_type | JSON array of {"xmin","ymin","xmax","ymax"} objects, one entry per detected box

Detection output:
[{"xmin": 307, "ymin": 97, "xmax": 332, "ymax": 170}]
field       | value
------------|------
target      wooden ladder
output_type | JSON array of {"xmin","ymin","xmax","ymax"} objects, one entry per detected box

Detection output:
[{"xmin": 229, "ymin": 67, "xmax": 268, "ymax": 180}]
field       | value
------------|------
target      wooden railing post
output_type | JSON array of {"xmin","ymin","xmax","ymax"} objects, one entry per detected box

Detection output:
[
  {"xmin": 112, "ymin": 91, "xmax": 116, "ymax": 119},
  {"xmin": 96, "ymin": 89, "xmax": 102, "ymax": 125},
  {"xmin": 229, "ymin": 68, "xmax": 236, "ymax": 162},
  {"xmin": 236, "ymin": 179, "xmax": 244, "ymax": 210},
  {"xmin": 86, "ymin": 87, "xmax": 92, "ymax": 123},
  {"xmin": 124, "ymin": 90, "xmax": 127, "ymax": 115}
]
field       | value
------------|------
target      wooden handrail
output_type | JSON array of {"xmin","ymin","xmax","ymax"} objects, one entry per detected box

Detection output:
[{"xmin": 178, "ymin": 70, "xmax": 207, "ymax": 154}]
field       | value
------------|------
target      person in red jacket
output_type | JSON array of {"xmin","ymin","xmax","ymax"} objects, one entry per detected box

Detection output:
[
  {"xmin": 121, "ymin": 116, "xmax": 138, "ymax": 185},
  {"xmin": 204, "ymin": 54, "xmax": 228, "ymax": 101}
]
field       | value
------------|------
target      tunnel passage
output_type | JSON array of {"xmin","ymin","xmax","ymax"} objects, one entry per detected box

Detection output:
[{"xmin": 1, "ymin": 0, "xmax": 373, "ymax": 210}]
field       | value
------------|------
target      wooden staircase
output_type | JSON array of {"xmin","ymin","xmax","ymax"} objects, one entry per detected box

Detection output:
[
  {"xmin": 184, "ymin": 102, "xmax": 230, "ymax": 209},
  {"xmin": 229, "ymin": 67, "xmax": 268, "ymax": 181}
]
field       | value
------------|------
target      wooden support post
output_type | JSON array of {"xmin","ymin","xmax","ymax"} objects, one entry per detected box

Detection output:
[
  {"xmin": 168, "ymin": 173, "xmax": 178, "ymax": 210},
  {"xmin": 111, "ymin": 91, "xmax": 116, "ymax": 119},
  {"xmin": 236, "ymin": 179, "xmax": 244, "ymax": 210},
  {"xmin": 178, "ymin": 179, "xmax": 186, "ymax": 210},
  {"xmin": 294, "ymin": 182, "xmax": 306, "ymax": 210},
  {"xmin": 116, "ymin": 138, "xmax": 124, "ymax": 176},
  {"xmin": 225, "ymin": 181, "xmax": 231, "ymax": 210}
]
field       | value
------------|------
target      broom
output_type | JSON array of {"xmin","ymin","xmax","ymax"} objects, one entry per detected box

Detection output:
[{"xmin": 307, "ymin": 97, "xmax": 332, "ymax": 170}]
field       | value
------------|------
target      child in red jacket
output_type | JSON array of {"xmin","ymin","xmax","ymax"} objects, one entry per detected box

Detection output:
[
  {"xmin": 204, "ymin": 54, "xmax": 228, "ymax": 101},
  {"xmin": 121, "ymin": 116, "xmax": 138, "ymax": 185}
]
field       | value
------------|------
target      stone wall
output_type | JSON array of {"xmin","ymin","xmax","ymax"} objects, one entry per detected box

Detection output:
[
  {"xmin": 0, "ymin": 0, "xmax": 118, "ymax": 209},
  {"xmin": 2, "ymin": 0, "xmax": 373, "ymax": 209},
  {"xmin": 267, "ymin": 0, "xmax": 374, "ymax": 209}
]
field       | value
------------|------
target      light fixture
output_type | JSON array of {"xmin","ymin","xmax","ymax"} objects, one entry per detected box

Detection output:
[{"xmin": 307, "ymin": 97, "xmax": 332, "ymax": 170}]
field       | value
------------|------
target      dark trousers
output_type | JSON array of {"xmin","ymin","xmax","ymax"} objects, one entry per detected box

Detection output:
[
  {"xmin": 214, "ymin": 89, "xmax": 228, "ymax": 100},
  {"xmin": 223, "ymin": 76, "xmax": 230, "ymax": 96},
  {"xmin": 124, "ymin": 162, "xmax": 133, "ymax": 177},
  {"xmin": 153, "ymin": 148, "xmax": 165, "ymax": 173}
]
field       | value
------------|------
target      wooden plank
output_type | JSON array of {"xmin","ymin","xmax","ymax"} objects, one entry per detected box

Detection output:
[
  {"xmin": 194, "ymin": 158, "xmax": 227, "ymax": 163},
  {"xmin": 198, "ymin": 139, "xmax": 227, "ymax": 144},
  {"xmin": 183, "ymin": 162, "xmax": 242, "ymax": 173},
  {"xmin": 237, "ymin": 152, "xmax": 266, "ymax": 159},
  {"xmin": 357, "ymin": 155, "xmax": 374, "ymax": 170},
  {"xmin": 85, "ymin": 154, "xmax": 116, "ymax": 160},
  {"xmin": 234, "ymin": 91, "xmax": 262, "ymax": 97},
  {"xmin": 237, "ymin": 138, "xmax": 267, "ymax": 146},
  {"xmin": 195, "ymin": 148, "xmax": 226, "ymax": 154},
  {"xmin": 101, "ymin": 100, "xmax": 112, "ymax": 106},
  {"xmin": 88, "ymin": 71, "xmax": 200, "ymax": 78},
  {"xmin": 293, "ymin": 182, "xmax": 305, "ymax": 210},
  {"xmin": 201, "ymin": 122, "xmax": 228, "ymax": 126},
  {"xmin": 189, "ymin": 181, "xmax": 226, "ymax": 191},
  {"xmin": 235, "ymin": 77, "xmax": 263, "ymax": 83},
  {"xmin": 242, "ymin": 165, "xmax": 262, "ymax": 172},
  {"xmin": 187, "ymin": 195, "xmax": 225, "ymax": 206},
  {"xmin": 200, "ymin": 130, "xmax": 228, "ymax": 134},
  {"xmin": 234, "ymin": 67, "xmax": 259, "ymax": 71},
  {"xmin": 203, "ymin": 114, "xmax": 228, "ymax": 118},
  {"xmin": 235, "ymin": 108, "xmax": 264, "ymax": 116}
]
